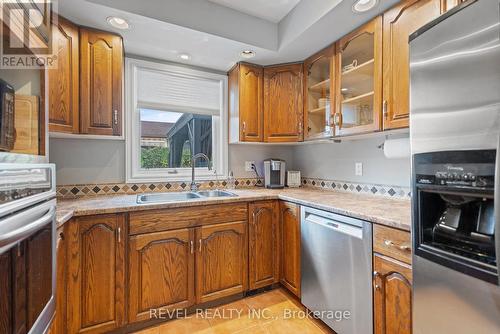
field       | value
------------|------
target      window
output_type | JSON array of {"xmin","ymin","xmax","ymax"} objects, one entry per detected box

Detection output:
[{"xmin": 126, "ymin": 58, "xmax": 228, "ymax": 182}]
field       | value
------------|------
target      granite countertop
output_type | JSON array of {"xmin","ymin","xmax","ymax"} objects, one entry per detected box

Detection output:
[{"xmin": 56, "ymin": 188, "xmax": 412, "ymax": 231}]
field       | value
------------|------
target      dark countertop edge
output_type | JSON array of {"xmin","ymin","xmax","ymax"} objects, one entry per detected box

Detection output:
[{"xmin": 56, "ymin": 193, "xmax": 411, "ymax": 232}]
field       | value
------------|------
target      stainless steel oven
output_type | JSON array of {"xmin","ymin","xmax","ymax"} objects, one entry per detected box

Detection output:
[{"xmin": 0, "ymin": 164, "xmax": 56, "ymax": 334}]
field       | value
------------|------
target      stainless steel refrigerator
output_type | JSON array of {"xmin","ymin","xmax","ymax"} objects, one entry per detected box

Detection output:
[{"xmin": 410, "ymin": 0, "xmax": 500, "ymax": 333}]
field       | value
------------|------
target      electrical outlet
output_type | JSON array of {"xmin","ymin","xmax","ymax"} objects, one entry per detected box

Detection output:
[
  {"xmin": 245, "ymin": 161, "xmax": 255, "ymax": 172},
  {"xmin": 355, "ymin": 162, "xmax": 363, "ymax": 176}
]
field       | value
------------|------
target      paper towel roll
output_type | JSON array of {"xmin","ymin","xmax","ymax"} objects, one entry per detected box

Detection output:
[{"xmin": 384, "ymin": 137, "xmax": 410, "ymax": 159}]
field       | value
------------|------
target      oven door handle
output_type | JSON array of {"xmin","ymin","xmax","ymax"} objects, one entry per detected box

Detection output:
[
  {"xmin": 0, "ymin": 206, "xmax": 55, "ymax": 249},
  {"xmin": 495, "ymin": 134, "xmax": 500, "ymax": 285}
]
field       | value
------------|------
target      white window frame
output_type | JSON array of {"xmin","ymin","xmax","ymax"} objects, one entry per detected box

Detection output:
[{"xmin": 125, "ymin": 58, "xmax": 228, "ymax": 183}]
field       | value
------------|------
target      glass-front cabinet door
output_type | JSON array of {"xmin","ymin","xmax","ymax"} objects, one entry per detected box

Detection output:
[
  {"xmin": 304, "ymin": 45, "xmax": 335, "ymax": 140},
  {"xmin": 334, "ymin": 17, "xmax": 382, "ymax": 136}
]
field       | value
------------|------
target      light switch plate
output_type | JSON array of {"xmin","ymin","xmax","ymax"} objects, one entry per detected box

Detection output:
[
  {"xmin": 245, "ymin": 161, "xmax": 255, "ymax": 172},
  {"xmin": 355, "ymin": 162, "xmax": 363, "ymax": 176}
]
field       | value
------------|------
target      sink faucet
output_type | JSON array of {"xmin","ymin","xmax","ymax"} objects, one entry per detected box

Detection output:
[{"xmin": 190, "ymin": 153, "xmax": 212, "ymax": 192}]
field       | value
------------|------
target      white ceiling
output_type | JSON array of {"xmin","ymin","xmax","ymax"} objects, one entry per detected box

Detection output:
[
  {"xmin": 59, "ymin": 0, "xmax": 400, "ymax": 71},
  {"xmin": 207, "ymin": 0, "xmax": 301, "ymax": 23}
]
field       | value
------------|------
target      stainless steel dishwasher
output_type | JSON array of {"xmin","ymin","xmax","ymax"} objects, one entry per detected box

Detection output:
[{"xmin": 301, "ymin": 206, "xmax": 373, "ymax": 334}]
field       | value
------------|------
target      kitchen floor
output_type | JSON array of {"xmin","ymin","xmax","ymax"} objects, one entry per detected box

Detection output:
[{"xmin": 134, "ymin": 288, "xmax": 333, "ymax": 334}]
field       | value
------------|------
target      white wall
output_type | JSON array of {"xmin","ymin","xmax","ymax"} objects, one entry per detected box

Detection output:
[
  {"xmin": 291, "ymin": 137, "xmax": 411, "ymax": 187},
  {"xmin": 50, "ymin": 138, "xmax": 294, "ymax": 185},
  {"xmin": 51, "ymin": 136, "xmax": 410, "ymax": 187}
]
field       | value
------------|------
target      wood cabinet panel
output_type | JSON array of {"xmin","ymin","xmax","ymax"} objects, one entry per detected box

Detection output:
[
  {"xmin": 129, "ymin": 203, "xmax": 248, "ymax": 235},
  {"xmin": 335, "ymin": 17, "xmax": 383, "ymax": 136},
  {"xmin": 373, "ymin": 225, "xmax": 412, "ymax": 264},
  {"xmin": 264, "ymin": 63, "xmax": 304, "ymax": 142},
  {"xmin": 304, "ymin": 45, "xmax": 335, "ymax": 140},
  {"xmin": 13, "ymin": 95, "xmax": 39, "ymax": 155},
  {"xmin": 0, "ymin": 252, "xmax": 12, "ymax": 333},
  {"xmin": 128, "ymin": 229, "xmax": 195, "ymax": 323},
  {"xmin": 239, "ymin": 64, "xmax": 264, "ymax": 141},
  {"xmin": 382, "ymin": 0, "xmax": 441, "ymax": 130},
  {"xmin": 80, "ymin": 28, "xmax": 123, "ymax": 136},
  {"xmin": 279, "ymin": 201, "xmax": 301, "ymax": 297},
  {"xmin": 48, "ymin": 17, "xmax": 79, "ymax": 134},
  {"xmin": 249, "ymin": 201, "xmax": 279, "ymax": 289},
  {"xmin": 441, "ymin": 0, "xmax": 465, "ymax": 12},
  {"xmin": 67, "ymin": 214, "xmax": 125, "ymax": 334},
  {"xmin": 374, "ymin": 254, "xmax": 412, "ymax": 334},
  {"xmin": 195, "ymin": 221, "xmax": 248, "ymax": 303},
  {"xmin": 229, "ymin": 63, "xmax": 264, "ymax": 142},
  {"xmin": 53, "ymin": 226, "xmax": 67, "ymax": 334}
]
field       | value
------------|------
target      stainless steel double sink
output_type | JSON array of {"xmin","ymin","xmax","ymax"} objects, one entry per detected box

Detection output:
[{"xmin": 136, "ymin": 190, "xmax": 237, "ymax": 204}]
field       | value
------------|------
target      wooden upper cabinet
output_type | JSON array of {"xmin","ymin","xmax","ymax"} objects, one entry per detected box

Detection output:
[
  {"xmin": 304, "ymin": 45, "xmax": 335, "ymax": 140},
  {"xmin": 195, "ymin": 221, "xmax": 248, "ymax": 304},
  {"xmin": 48, "ymin": 17, "xmax": 79, "ymax": 134},
  {"xmin": 128, "ymin": 229, "xmax": 195, "ymax": 323},
  {"xmin": 249, "ymin": 201, "xmax": 279, "ymax": 289},
  {"xmin": 334, "ymin": 16, "xmax": 382, "ymax": 136},
  {"xmin": 66, "ymin": 214, "xmax": 125, "ymax": 334},
  {"xmin": 382, "ymin": 0, "xmax": 442, "ymax": 130},
  {"xmin": 279, "ymin": 201, "xmax": 301, "ymax": 297},
  {"xmin": 80, "ymin": 28, "xmax": 123, "ymax": 136},
  {"xmin": 374, "ymin": 254, "xmax": 413, "ymax": 334},
  {"xmin": 264, "ymin": 63, "xmax": 304, "ymax": 142},
  {"xmin": 441, "ymin": 0, "xmax": 465, "ymax": 12},
  {"xmin": 229, "ymin": 63, "xmax": 264, "ymax": 142}
]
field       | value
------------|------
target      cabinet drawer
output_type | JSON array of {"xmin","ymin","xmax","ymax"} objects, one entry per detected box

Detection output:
[
  {"xmin": 129, "ymin": 203, "xmax": 248, "ymax": 235},
  {"xmin": 373, "ymin": 225, "xmax": 412, "ymax": 264}
]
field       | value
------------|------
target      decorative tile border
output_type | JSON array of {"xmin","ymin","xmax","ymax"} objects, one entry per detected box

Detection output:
[
  {"xmin": 57, "ymin": 177, "xmax": 410, "ymax": 199},
  {"xmin": 301, "ymin": 177, "xmax": 411, "ymax": 199},
  {"xmin": 56, "ymin": 178, "xmax": 263, "ymax": 199}
]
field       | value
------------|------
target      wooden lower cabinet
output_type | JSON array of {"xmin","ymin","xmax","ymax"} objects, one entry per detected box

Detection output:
[
  {"xmin": 279, "ymin": 201, "xmax": 301, "ymax": 297},
  {"xmin": 51, "ymin": 226, "xmax": 67, "ymax": 334},
  {"xmin": 195, "ymin": 221, "xmax": 248, "ymax": 304},
  {"xmin": 249, "ymin": 201, "xmax": 280, "ymax": 289},
  {"xmin": 373, "ymin": 254, "xmax": 412, "ymax": 334},
  {"xmin": 128, "ymin": 229, "xmax": 195, "ymax": 323},
  {"xmin": 66, "ymin": 214, "xmax": 126, "ymax": 334}
]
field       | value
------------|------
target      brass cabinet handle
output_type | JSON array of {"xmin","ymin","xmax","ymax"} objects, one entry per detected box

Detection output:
[
  {"xmin": 242, "ymin": 121, "xmax": 246, "ymax": 134},
  {"xmin": 117, "ymin": 227, "xmax": 121, "ymax": 243},
  {"xmin": 57, "ymin": 232, "xmax": 64, "ymax": 248},
  {"xmin": 384, "ymin": 239, "xmax": 411, "ymax": 252},
  {"xmin": 373, "ymin": 271, "xmax": 381, "ymax": 290},
  {"xmin": 334, "ymin": 113, "xmax": 343, "ymax": 128},
  {"xmin": 199, "ymin": 239, "xmax": 202, "ymax": 252},
  {"xmin": 383, "ymin": 100, "xmax": 388, "ymax": 119},
  {"xmin": 190, "ymin": 240, "xmax": 194, "ymax": 254},
  {"xmin": 113, "ymin": 110, "xmax": 118, "ymax": 125}
]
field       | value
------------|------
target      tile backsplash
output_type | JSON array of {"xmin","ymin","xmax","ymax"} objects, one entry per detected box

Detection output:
[
  {"xmin": 57, "ymin": 177, "xmax": 410, "ymax": 199},
  {"xmin": 301, "ymin": 178, "xmax": 411, "ymax": 199}
]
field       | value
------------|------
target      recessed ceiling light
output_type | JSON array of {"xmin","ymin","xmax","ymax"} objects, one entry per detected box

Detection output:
[
  {"xmin": 240, "ymin": 50, "xmax": 256, "ymax": 59},
  {"xmin": 341, "ymin": 88, "xmax": 348, "ymax": 92},
  {"xmin": 352, "ymin": 0, "xmax": 378, "ymax": 13},
  {"xmin": 106, "ymin": 16, "xmax": 130, "ymax": 30},
  {"xmin": 179, "ymin": 53, "xmax": 191, "ymax": 60}
]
